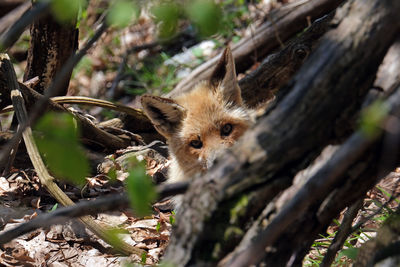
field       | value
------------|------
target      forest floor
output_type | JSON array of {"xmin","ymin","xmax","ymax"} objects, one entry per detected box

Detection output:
[{"xmin": 0, "ymin": 0, "xmax": 399, "ymax": 266}]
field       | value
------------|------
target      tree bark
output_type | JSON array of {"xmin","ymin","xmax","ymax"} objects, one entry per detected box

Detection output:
[
  {"xmin": 163, "ymin": 0, "xmax": 400, "ymax": 265},
  {"xmin": 238, "ymin": 11, "xmax": 334, "ymax": 108},
  {"xmin": 23, "ymin": 1, "xmax": 78, "ymax": 95}
]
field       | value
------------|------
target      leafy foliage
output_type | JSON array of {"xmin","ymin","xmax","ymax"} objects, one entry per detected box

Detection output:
[
  {"xmin": 359, "ymin": 100, "xmax": 389, "ymax": 138},
  {"xmin": 44, "ymin": 0, "xmax": 86, "ymax": 24},
  {"xmin": 151, "ymin": 0, "xmax": 222, "ymax": 38},
  {"xmin": 186, "ymin": 0, "xmax": 222, "ymax": 37},
  {"xmin": 34, "ymin": 112, "xmax": 89, "ymax": 186},
  {"xmin": 126, "ymin": 160, "xmax": 158, "ymax": 217},
  {"xmin": 151, "ymin": 2, "xmax": 181, "ymax": 39},
  {"xmin": 107, "ymin": 0, "xmax": 139, "ymax": 28}
]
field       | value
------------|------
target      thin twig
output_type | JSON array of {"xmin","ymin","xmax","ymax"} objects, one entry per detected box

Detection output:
[
  {"xmin": 0, "ymin": 181, "xmax": 188, "ymax": 245},
  {"xmin": 320, "ymin": 199, "xmax": 364, "ymax": 267},
  {"xmin": 1, "ymin": 96, "xmax": 147, "ymax": 119},
  {"xmin": 351, "ymin": 173, "xmax": 400, "ymax": 233},
  {"xmin": 0, "ymin": 2, "xmax": 50, "ymax": 51},
  {"xmin": 0, "ymin": 1, "xmax": 31, "ymax": 36}
]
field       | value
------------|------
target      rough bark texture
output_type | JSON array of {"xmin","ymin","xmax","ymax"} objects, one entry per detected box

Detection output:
[
  {"xmin": 163, "ymin": 0, "xmax": 400, "ymax": 265},
  {"xmin": 23, "ymin": 1, "xmax": 78, "ymax": 95},
  {"xmin": 238, "ymin": 11, "xmax": 335, "ymax": 108}
]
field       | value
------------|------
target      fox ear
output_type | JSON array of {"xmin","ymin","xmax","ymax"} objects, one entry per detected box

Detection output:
[
  {"xmin": 209, "ymin": 46, "xmax": 242, "ymax": 105},
  {"xmin": 141, "ymin": 95, "xmax": 186, "ymax": 138}
]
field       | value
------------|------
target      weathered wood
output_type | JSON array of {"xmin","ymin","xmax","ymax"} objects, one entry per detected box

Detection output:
[
  {"xmin": 225, "ymin": 27, "xmax": 400, "ymax": 267},
  {"xmin": 0, "ymin": 0, "xmax": 26, "ymax": 18},
  {"xmin": 23, "ymin": 1, "xmax": 78, "ymax": 95},
  {"xmin": 0, "ymin": 73, "xmax": 131, "ymax": 155},
  {"xmin": 0, "ymin": 2, "xmax": 50, "ymax": 51},
  {"xmin": 239, "ymin": 12, "xmax": 334, "ymax": 108},
  {"xmin": 163, "ymin": 0, "xmax": 400, "ymax": 265},
  {"xmin": 168, "ymin": 0, "xmax": 344, "ymax": 98},
  {"xmin": 0, "ymin": 1, "xmax": 30, "ymax": 35}
]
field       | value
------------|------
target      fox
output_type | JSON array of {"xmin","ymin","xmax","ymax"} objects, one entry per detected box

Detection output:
[{"xmin": 141, "ymin": 47, "xmax": 253, "ymax": 184}]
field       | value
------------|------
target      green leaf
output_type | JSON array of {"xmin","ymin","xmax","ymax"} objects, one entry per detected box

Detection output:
[
  {"xmin": 169, "ymin": 211, "xmax": 175, "ymax": 225},
  {"xmin": 126, "ymin": 160, "xmax": 157, "ymax": 217},
  {"xmin": 34, "ymin": 112, "xmax": 89, "ymax": 186},
  {"xmin": 107, "ymin": 0, "xmax": 139, "ymax": 28},
  {"xmin": 192, "ymin": 47, "xmax": 204, "ymax": 58},
  {"xmin": 156, "ymin": 221, "xmax": 161, "ymax": 233},
  {"xmin": 338, "ymin": 247, "xmax": 358, "ymax": 260},
  {"xmin": 141, "ymin": 252, "xmax": 147, "ymax": 264},
  {"xmin": 151, "ymin": 2, "xmax": 181, "ymax": 38},
  {"xmin": 186, "ymin": 0, "xmax": 222, "ymax": 37},
  {"xmin": 107, "ymin": 166, "xmax": 118, "ymax": 181},
  {"xmin": 47, "ymin": 0, "xmax": 84, "ymax": 24},
  {"xmin": 103, "ymin": 228, "xmax": 126, "ymax": 251},
  {"xmin": 359, "ymin": 100, "xmax": 389, "ymax": 138},
  {"xmin": 49, "ymin": 203, "xmax": 58, "ymax": 212}
]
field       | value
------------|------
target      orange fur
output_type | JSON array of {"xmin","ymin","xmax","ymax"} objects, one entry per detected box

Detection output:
[{"xmin": 141, "ymin": 47, "xmax": 253, "ymax": 183}]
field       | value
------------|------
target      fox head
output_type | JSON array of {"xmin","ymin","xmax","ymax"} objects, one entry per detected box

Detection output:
[{"xmin": 141, "ymin": 47, "xmax": 252, "ymax": 182}]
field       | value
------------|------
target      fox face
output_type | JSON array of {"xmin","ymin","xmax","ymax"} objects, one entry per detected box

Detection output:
[{"xmin": 141, "ymin": 47, "xmax": 253, "ymax": 182}]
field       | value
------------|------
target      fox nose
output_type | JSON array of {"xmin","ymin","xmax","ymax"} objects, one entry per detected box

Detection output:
[{"xmin": 199, "ymin": 151, "xmax": 218, "ymax": 170}]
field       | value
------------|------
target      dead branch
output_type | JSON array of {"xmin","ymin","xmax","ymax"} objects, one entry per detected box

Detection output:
[
  {"xmin": 0, "ymin": 78, "xmax": 132, "ymax": 154},
  {"xmin": 0, "ymin": 0, "xmax": 26, "ymax": 17},
  {"xmin": 239, "ymin": 12, "xmax": 334, "ymax": 108},
  {"xmin": 0, "ymin": 2, "xmax": 50, "ymax": 51},
  {"xmin": 0, "ymin": 1, "xmax": 30, "ymax": 36},
  {"xmin": 320, "ymin": 196, "xmax": 363, "ymax": 266},
  {"xmin": 0, "ymin": 181, "xmax": 188, "ymax": 246}
]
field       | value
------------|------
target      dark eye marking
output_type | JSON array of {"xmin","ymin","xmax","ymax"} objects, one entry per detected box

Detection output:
[
  {"xmin": 221, "ymin": 123, "xmax": 233, "ymax": 136},
  {"xmin": 190, "ymin": 139, "xmax": 203, "ymax": 149}
]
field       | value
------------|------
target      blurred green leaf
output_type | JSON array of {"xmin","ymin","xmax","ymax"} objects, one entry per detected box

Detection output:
[
  {"xmin": 169, "ymin": 211, "xmax": 175, "ymax": 225},
  {"xmin": 34, "ymin": 112, "xmax": 89, "ymax": 186},
  {"xmin": 359, "ymin": 100, "xmax": 389, "ymax": 138},
  {"xmin": 232, "ymin": 35, "xmax": 240, "ymax": 43},
  {"xmin": 107, "ymin": 166, "xmax": 118, "ymax": 181},
  {"xmin": 141, "ymin": 252, "xmax": 147, "ymax": 264},
  {"xmin": 338, "ymin": 247, "xmax": 358, "ymax": 260},
  {"xmin": 192, "ymin": 47, "xmax": 204, "ymax": 58},
  {"xmin": 47, "ymin": 0, "xmax": 84, "ymax": 24},
  {"xmin": 104, "ymin": 228, "xmax": 126, "ymax": 251},
  {"xmin": 49, "ymin": 203, "xmax": 58, "ymax": 212},
  {"xmin": 151, "ymin": 2, "xmax": 181, "ymax": 38},
  {"xmin": 186, "ymin": 0, "xmax": 222, "ymax": 37},
  {"xmin": 126, "ymin": 160, "xmax": 157, "ymax": 217},
  {"xmin": 107, "ymin": 0, "xmax": 139, "ymax": 28}
]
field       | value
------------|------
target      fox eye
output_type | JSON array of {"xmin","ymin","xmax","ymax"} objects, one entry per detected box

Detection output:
[
  {"xmin": 221, "ymin": 123, "xmax": 233, "ymax": 136},
  {"xmin": 190, "ymin": 139, "xmax": 203, "ymax": 149}
]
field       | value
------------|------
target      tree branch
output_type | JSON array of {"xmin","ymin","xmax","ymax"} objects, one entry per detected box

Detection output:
[
  {"xmin": 163, "ymin": 0, "xmax": 400, "ymax": 264},
  {"xmin": 0, "ymin": 181, "xmax": 188, "ymax": 245}
]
